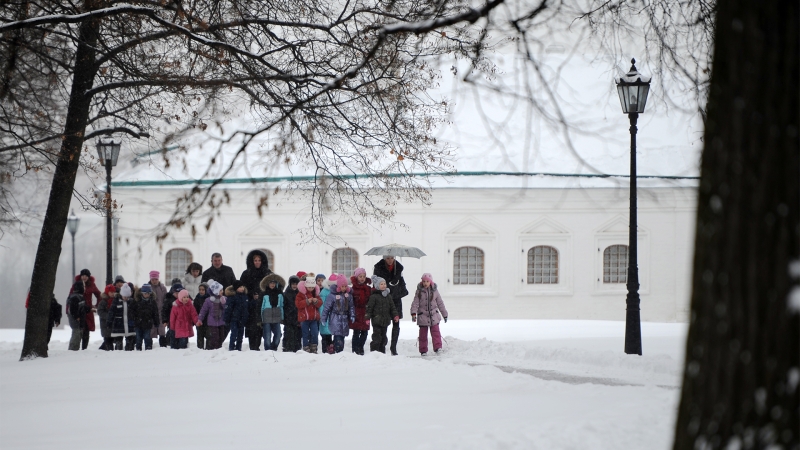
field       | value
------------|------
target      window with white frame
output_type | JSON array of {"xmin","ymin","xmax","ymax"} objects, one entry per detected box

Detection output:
[
  {"xmin": 165, "ymin": 248, "xmax": 192, "ymax": 283},
  {"xmin": 603, "ymin": 245, "xmax": 628, "ymax": 283},
  {"xmin": 527, "ymin": 246, "xmax": 558, "ymax": 284},
  {"xmin": 253, "ymin": 248, "xmax": 275, "ymax": 272},
  {"xmin": 332, "ymin": 248, "xmax": 358, "ymax": 275},
  {"xmin": 453, "ymin": 246, "xmax": 484, "ymax": 285}
]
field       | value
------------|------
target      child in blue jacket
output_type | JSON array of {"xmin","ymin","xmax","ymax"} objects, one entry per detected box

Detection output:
[{"xmin": 259, "ymin": 273, "xmax": 285, "ymax": 351}]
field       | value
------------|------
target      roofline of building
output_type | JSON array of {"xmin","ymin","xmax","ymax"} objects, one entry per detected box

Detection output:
[{"xmin": 111, "ymin": 171, "xmax": 699, "ymax": 188}]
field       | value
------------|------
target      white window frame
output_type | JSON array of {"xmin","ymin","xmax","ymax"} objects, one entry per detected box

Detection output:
[
  {"xmin": 593, "ymin": 232, "xmax": 649, "ymax": 295},
  {"xmin": 332, "ymin": 248, "xmax": 359, "ymax": 276},
  {"xmin": 165, "ymin": 248, "xmax": 193, "ymax": 283},
  {"xmin": 516, "ymin": 235, "xmax": 572, "ymax": 296}
]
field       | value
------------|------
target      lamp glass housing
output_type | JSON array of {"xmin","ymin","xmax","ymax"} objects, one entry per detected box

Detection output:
[
  {"xmin": 67, "ymin": 209, "xmax": 80, "ymax": 235},
  {"xmin": 95, "ymin": 140, "xmax": 121, "ymax": 166},
  {"xmin": 615, "ymin": 59, "xmax": 651, "ymax": 114}
]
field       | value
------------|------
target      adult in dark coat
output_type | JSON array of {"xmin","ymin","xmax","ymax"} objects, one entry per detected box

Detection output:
[
  {"xmin": 281, "ymin": 275, "xmax": 302, "ymax": 352},
  {"xmin": 239, "ymin": 249, "xmax": 271, "ymax": 350},
  {"xmin": 47, "ymin": 293, "xmax": 62, "ymax": 346},
  {"xmin": 372, "ymin": 256, "xmax": 408, "ymax": 355},
  {"xmin": 201, "ymin": 253, "xmax": 237, "ymax": 288}
]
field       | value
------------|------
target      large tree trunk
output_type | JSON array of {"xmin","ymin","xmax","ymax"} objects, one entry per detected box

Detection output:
[
  {"xmin": 672, "ymin": 0, "xmax": 799, "ymax": 448},
  {"xmin": 20, "ymin": 17, "xmax": 100, "ymax": 360}
]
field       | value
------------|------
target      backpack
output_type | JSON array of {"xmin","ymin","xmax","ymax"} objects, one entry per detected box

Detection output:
[{"xmin": 68, "ymin": 294, "xmax": 86, "ymax": 320}]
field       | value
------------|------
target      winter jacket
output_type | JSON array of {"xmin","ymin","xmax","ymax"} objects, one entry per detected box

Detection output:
[
  {"xmin": 97, "ymin": 294, "xmax": 112, "ymax": 337},
  {"xmin": 198, "ymin": 295, "xmax": 227, "ymax": 327},
  {"xmin": 247, "ymin": 289, "xmax": 263, "ymax": 328},
  {"xmin": 259, "ymin": 273, "xmax": 286, "ymax": 324},
  {"xmin": 193, "ymin": 289, "xmax": 209, "ymax": 316},
  {"xmin": 282, "ymin": 277, "xmax": 301, "ymax": 326},
  {"xmin": 170, "ymin": 299, "xmax": 199, "ymax": 339},
  {"xmin": 318, "ymin": 286, "xmax": 332, "ymax": 335},
  {"xmin": 182, "ymin": 273, "xmax": 202, "ymax": 299},
  {"xmin": 321, "ymin": 289, "xmax": 355, "ymax": 337},
  {"xmin": 132, "ymin": 288, "xmax": 160, "ymax": 330},
  {"xmin": 68, "ymin": 275, "xmax": 102, "ymax": 332},
  {"xmin": 295, "ymin": 283, "xmax": 322, "ymax": 323},
  {"xmin": 107, "ymin": 297, "xmax": 136, "ymax": 337},
  {"xmin": 162, "ymin": 289, "xmax": 180, "ymax": 326},
  {"xmin": 239, "ymin": 249, "xmax": 271, "ymax": 294},
  {"xmin": 149, "ymin": 281, "xmax": 168, "ymax": 337},
  {"xmin": 67, "ymin": 292, "xmax": 89, "ymax": 325},
  {"xmin": 201, "ymin": 264, "xmax": 237, "ymax": 289},
  {"xmin": 365, "ymin": 289, "xmax": 398, "ymax": 327},
  {"xmin": 349, "ymin": 276, "xmax": 371, "ymax": 331},
  {"xmin": 372, "ymin": 259, "xmax": 407, "ymax": 319},
  {"xmin": 410, "ymin": 283, "xmax": 448, "ymax": 327},
  {"xmin": 223, "ymin": 287, "xmax": 249, "ymax": 326}
]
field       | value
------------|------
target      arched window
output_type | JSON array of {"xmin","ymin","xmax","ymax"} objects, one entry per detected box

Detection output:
[
  {"xmin": 332, "ymin": 248, "xmax": 358, "ymax": 275},
  {"xmin": 603, "ymin": 245, "xmax": 628, "ymax": 283},
  {"xmin": 165, "ymin": 248, "xmax": 192, "ymax": 283},
  {"xmin": 527, "ymin": 246, "xmax": 558, "ymax": 284},
  {"xmin": 453, "ymin": 246, "xmax": 484, "ymax": 285},
  {"xmin": 253, "ymin": 249, "xmax": 275, "ymax": 272}
]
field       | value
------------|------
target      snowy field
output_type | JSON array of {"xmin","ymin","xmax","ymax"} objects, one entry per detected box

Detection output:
[{"xmin": 0, "ymin": 320, "xmax": 687, "ymax": 450}]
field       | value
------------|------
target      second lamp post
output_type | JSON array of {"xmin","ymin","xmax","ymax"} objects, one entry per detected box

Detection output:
[
  {"xmin": 96, "ymin": 140, "xmax": 121, "ymax": 286},
  {"xmin": 615, "ymin": 58, "xmax": 651, "ymax": 356}
]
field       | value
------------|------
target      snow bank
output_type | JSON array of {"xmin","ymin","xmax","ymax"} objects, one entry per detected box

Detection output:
[{"xmin": 0, "ymin": 320, "xmax": 685, "ymax": 450}]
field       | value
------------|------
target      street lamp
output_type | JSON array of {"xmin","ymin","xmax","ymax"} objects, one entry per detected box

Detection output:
[
  {"xmin": 67, "ymin": 209, "xmax": 80, "ymax": 278},
  {"xmin": 615, "ymin": 58, "xmax": 651, "ymax": 356},
  {"xmin": 96, "ymin": 139, "xmax": 121, "ymax": 286}
]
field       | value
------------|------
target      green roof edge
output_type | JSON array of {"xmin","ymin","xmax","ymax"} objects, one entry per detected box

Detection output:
[{"xmin": 111, "ymin": 171, "xmax": 699, "ymax": 187}]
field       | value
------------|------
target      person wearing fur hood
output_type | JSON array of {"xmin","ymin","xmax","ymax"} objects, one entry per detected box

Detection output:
[
  {"xmin": 349, "ymin": 268, "xmax": 371, "ymax": 355},
  {"xmin": 198, "ymin": 280, "xmax": 226, "ymax": 349},
  {"xmin": 259, "ymin": 273, "xmax": 285, "ymax": 351},
  {"xmin": 223, "ymin": 281, "xmax": 249, "ymax": 351},
  {"xmin": 295, "ymin": 274, "xmax": 322, "ymax": 353},
  {"xmin": 410, "ymin": 273, "xmax": 449, "ymax": 355},
  {"xmin": 170, "ymin": 290, "xmax": 201, "ymax": 349}
]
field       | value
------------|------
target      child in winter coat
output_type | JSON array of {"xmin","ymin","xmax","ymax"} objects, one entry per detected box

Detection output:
[
  {"xmin": 223, "ymin": 281, "xmax": 249, "ymax": 351},
  {"xmin": 107, "ymin": 283, "xmax": 136, "ymax": 351},
  {"xmin": 349, "ymin": 268, "xmax": 371, "ymax": 355},
  {"xmin": 162, "ymin": 280, "xmax": 183, "ymax": 348},
  {"xmin": 318, "ymin": 274, "xmax": 335, "ymax": 354},
  {"xmin": 321, "ymin": 275, "xmax": 355, "ymax": 353},
  {"xmin": 198, "ymin": 280, "xmax": 226, "ymax": 350},
  {"xmin": 296, "ymin": 275, "xmax": 322, "ymax": 353},
  {"xmin": 364, "ymin": 276, "xmax": 399, "ymax": 354},
  {"xmin": 410, "ymin": 273, "xmax": 449, "ymax": 355},
  {"xmin": 259, "ymin": 273, "xmax": 285, "ymax": 351},
  {"xmin": 97, "ymin": 284, "xmax": 116, "ymax": 351},
  {"xmin": 170, "ymin": 290, "xmax": 201, "ymax": 349},
  {"xmin": 193, "ymin": 282, "xmax": 209, "ymax": 349},
  {"xmin": 132, "ymin": 284, "xmax": 160, "ymax": 350},
  {"xmin": 282, "ymin": 275, "xmax": 302, "ymax": 352}
]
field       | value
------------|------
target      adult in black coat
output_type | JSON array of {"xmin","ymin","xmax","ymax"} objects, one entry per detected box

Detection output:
[
  {"xmin": 373, "ymin": 256, "xmax": 408, "ymax": 355},
  {"xmin": 281, "ymin": 275, "xmax": 302, "ymax": 352},
  {"xmin": 48, "ymin": 294, "xmax": 62, "ymax": 345},
  {"xmin": 239, "ymin": 249, "xmax": 271, "ymax": 350},
  {"xmin": 200, "ymin": 253, "xmax": 237, "ymax": 288}
]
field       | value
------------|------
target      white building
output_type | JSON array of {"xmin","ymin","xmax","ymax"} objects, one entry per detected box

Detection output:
[{"xmin": 112, "ymin": 172, "xmax": 697, "ymax": 322}]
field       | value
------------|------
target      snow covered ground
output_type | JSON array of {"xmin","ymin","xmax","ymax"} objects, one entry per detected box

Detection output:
[{"xmin": 0, "ymin": 320, "xmax": 687, "ymax": 450}]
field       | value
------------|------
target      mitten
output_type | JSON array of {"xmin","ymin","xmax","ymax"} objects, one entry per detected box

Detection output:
[{"xmin": 444, "ymin": 317, "xmax": 448, "ymax": 323}]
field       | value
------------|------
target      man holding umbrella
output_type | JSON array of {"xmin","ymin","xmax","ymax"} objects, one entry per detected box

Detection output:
[{"xmin": 372, "ymin": 255, "xmax": 408, "ymax": 355}]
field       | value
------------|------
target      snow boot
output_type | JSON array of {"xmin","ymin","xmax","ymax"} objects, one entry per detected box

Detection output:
[
  {"xmin": 390, "ymin": 325, "xmax": 400, "ymax": 356},
  {"xmin": 310, "ymin": 344, "xmax": 318, "ymax": 354},
  {"xmin": 303, "ymin": 346, "xmax": 311, "ymax": 353}
]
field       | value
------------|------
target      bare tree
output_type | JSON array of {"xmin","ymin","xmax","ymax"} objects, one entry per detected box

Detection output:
[{"xmin": 670, "ymin": 0, "xmax": 799, "ymax": 448}]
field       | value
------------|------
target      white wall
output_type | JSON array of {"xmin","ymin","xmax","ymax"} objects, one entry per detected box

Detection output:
[{"xmin": 114, "ymin": 185, "xmax": 697, "ymax": 322}]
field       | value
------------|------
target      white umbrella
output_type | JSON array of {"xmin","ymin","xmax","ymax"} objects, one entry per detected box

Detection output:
[{"xmin": 364, "ymin": 243, "xmax": 426, "ymax": 259}]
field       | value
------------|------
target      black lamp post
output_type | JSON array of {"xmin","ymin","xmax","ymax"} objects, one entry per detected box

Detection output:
[
  {"xmin": 96, "ymin": 139, "xmax": 121, "ymax": 286},
  {"xmin": 615, "ymin": 58, "xmax": 651, "ymax": 356},
  {"xmin": 67, "ymin": 209, "xmax": 80, "ymax": 278}
]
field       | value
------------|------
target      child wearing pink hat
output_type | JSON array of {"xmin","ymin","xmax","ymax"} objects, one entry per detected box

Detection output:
[
  {"xmin": 410, "ymin": 273, "xmax": 449, "ymax": 355},
  {"xmin": 320, "ymin": 274, "xmax": 355, "ymax": 353},
  {"xmin": 169, "ymin": 290, "xmax": 202, "ymax": 349}
]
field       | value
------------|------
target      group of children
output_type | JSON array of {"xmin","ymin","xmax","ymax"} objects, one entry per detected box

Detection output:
[{"xmin": 66, "ymin": 266, "xmax": 449, "ymax": 356}]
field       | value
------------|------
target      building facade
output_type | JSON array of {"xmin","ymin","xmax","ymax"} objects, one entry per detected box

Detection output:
[{"xmin": 113, "ymin": 175, "xmax": 697, "ymax": 322}]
